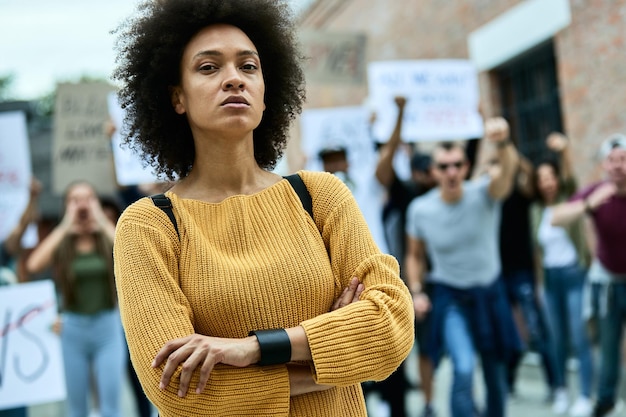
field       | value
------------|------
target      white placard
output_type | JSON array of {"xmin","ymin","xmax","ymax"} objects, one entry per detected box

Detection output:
[
  {"xmin": 300, "ymin": 106, "xmax": 374, "ymax": 176},
  {"xmin": 0, "ymin": 280, "xmax": 66, "ymax": 409},
  {"xmin": 107, "ymin": 92, "xmax": 160, "ymax": 186},
  {"xmin": 300, "ymin": 106, "xmax": 389, "ymax": 254},
  {"xmin": 367, "ymin": 60, "xmax": 484, "ymax": 142},
  {"xmin": 0, "ymin": 111, "xmax": 31, "ymax": 241}
]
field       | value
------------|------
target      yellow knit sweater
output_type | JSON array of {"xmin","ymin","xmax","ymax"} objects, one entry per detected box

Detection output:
[{"xmin": 114, "ymin": 171, "xmax": 414, "ymax": 417}]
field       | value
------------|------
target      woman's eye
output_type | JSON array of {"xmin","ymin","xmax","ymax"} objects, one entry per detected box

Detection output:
[
  {"xmin": 241, "ymin": 64, "xmax": 258, "ymax": 71},
  {"xmin": 199, "ymin": 64, "xmax": 217, "ymax": 72}
]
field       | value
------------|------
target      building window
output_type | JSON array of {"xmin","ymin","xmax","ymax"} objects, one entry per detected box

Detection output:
[{"xmin": 497, "ymin": 41, "xmax": 563, "ymax": 164}]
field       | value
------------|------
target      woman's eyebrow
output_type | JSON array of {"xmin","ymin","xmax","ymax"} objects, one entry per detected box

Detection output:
[{"xmin": 193, "ymin": 49, "xmax": 259, "ymax": 60}]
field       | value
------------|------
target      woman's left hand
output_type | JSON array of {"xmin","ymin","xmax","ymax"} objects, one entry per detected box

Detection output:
[{"xmin": 153, "ymin": 333, "xmax": 259, "ymax": 397}]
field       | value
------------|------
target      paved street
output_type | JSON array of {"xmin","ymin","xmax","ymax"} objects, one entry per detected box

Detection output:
[
  {"xmin": 27, "ymin": 347, "xmax": 626, "ymax": 417},
  {"xmin": 367, "ymin": 348, "xmax": 626, "ymax": 417}
]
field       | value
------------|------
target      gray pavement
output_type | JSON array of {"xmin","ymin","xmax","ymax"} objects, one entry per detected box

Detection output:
[
  {"xmin": 366, "ymin": 347, "xmax": 626, "ymax": 417},
  {"xmin": 27, "ymin": 347, "xmax": 626, "ymax": 417}
]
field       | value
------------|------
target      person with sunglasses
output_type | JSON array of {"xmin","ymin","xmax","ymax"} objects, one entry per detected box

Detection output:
[{"xmin": 404, "ymin": 117, "xmax": 522, "ymax": 417}]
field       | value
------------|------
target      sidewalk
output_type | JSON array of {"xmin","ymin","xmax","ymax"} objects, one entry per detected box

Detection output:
[{"xmin": 367, "ymin": 347, "xmax": 626, "ymax": 417}]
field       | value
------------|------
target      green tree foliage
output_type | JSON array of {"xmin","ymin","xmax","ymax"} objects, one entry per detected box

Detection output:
[{"xmin": 0, "ymin": 74, "xmax": 15, "ymax": 100}]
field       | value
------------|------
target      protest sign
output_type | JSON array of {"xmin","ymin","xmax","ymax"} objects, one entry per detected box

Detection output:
[
  {"xmin": 367, "ymin": 60, "xmax": 484, "ymax": 142},
  {"xmin": 0, "ymin": 280, "xmax": 65, "ymax": 409},
  {"xmin": 52, "ymin": 82, "xmax": 117, "ymax": 195},
  {"xmin": 107, "ymin": 92, "xmax": 159, "ymax": 186},
  {"xmin": 299, "ymin": 30, "xmax": 367, "ymax": 85},
  {"xmin": 300, "ymin": 106, "xmax": 374, "ymax": 176},
  {"xmin": 0, "ymin": 111, "xmax": 31, "ymax": 241},
  {"xmin": 300, "ymin": 106, "xmax": 388, "ymax": 254}
]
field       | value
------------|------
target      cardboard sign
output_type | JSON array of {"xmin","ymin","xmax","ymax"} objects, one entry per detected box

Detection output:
[
  {"xmin": 368, "ymin": 60, "xmax": 484, "ymax": 142},
  {"xmin": 52, "ymin": 82, "xmax": 117, "ymax": 195},
  {"xmin": 107, "ymin": 92, "xmax": 159, "ymax": 186},
  {"xmin": 0, "ymin": 280, "xmax": 65, "ymax": 409},
  {"xmin": 0, "ymin": 111, "xmax": 31, "ymax": 241},
  {"xmin": 299, "ymin": 30, "xmax": 367, "ymax": 85}
]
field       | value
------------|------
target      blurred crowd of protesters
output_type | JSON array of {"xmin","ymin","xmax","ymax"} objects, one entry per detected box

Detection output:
[
  {"xmin": 317, "ymin": 95, "xmax": 625, "ymax": 417},
  {"xmin": 0, "ymin": 174, "xmax": 159, "ymax": 417},
  {"xmin": 2, "ymin": 93, "xmax": 625, "ymax": 417}
]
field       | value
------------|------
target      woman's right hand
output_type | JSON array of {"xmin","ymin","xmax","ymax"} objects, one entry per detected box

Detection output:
[
  {"xmin": 330, "ymin": 277, "xmax": 363, "ymax": 311},
  {"xmin": 288, "ymin": 277, "xmax": 364, "ymax": 397},
  {"xmin": 546, "ymin": 132, "xmax": 568, "ymax": 153}
]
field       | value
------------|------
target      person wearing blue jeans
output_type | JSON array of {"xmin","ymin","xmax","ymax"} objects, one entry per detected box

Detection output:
[
  {"xmin": 405, "ymin": 122, "xmax": 521, "ymax": 417},
  {"xmin": 493, "ymin": 160, "xmax": 562, "ymax": 399},
  {"xmin": 26, "ymin": 181, "xmax": 125, "ymax": 417},
  {"xmin": 596, "ymin": 282, "xmax": 626, "ymax": 406},
  {"xmin": 504, "ymin": 269, "xmax": 561, "ymax": 393},
  {"xmin": 531, "ymin": 132, "xmax": 594, "ymax": 416},
  {"xmin": 551, "ymin": 134, "xmax": 626, "ymax": 417},
  {"xmin": 433, "ymin": 281, "xmax": 520, "ymax": 417},
  {"xmin": 61, "ymin": 309, "xmax": 126, "ymax": 417},
  {"xmin": 589, "ymin": 262, "xmax": 626, "ymax": 416},
  {"xmin": 543, "ymin": 264, "xmax": 594, "ymax": 399}
]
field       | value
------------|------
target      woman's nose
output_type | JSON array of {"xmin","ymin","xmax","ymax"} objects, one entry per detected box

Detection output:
[{"xmin": 222, "ymin": 66, "xmax": 244, "ymax": 90}]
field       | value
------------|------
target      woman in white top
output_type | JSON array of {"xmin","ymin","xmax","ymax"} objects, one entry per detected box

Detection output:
[{"xmin": 531, "ymin": 133, "xmax": 593, "ymax": 417}]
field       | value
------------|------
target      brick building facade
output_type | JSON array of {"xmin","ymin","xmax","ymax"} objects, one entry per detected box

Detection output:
[{"xmin": 293, "ymin": 0, "xmax": 626, "ymax": 184}]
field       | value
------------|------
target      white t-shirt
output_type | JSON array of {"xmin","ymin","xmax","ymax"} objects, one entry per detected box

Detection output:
[{"xmin": 537, "ymin": 207, "xmax": 577, "ymax": 268}]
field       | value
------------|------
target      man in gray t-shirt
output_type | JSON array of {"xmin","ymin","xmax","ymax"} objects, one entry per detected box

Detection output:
[
  {"xmin": 407, "ymin": 175, "xmax": 500, "ymax": 289},
  {"xmin": 404, "ymin": 118, "xmax": 521, "ymax": 417}
]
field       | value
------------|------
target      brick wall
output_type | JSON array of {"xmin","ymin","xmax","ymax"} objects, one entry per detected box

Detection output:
[
  {"xmin": 556, "ymin": 0, "xmax": 626, "ymax": 182},
  {"xmin": 295, "ymin": 0, "xmax": 626, "ymax": 184}
]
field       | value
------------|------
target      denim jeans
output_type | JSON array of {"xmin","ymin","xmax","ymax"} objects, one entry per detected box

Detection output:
[
  {"xmin": 443, "ymin": 303, "xmax": 507, "ymax": 417},
  {"xmin": 503, "ymin": 269, "xmax": 562, "ymax": 389},
  {"xmin": 543, "ymin": 264, "xmax": 594, "ymax": 397},
  {"xmin": 61, "ymin": 309, "xmax": 127, "ymax": 417},
  {"xmin": 596, "ymin": 282, "xmax": 626, "ymax": 405}
]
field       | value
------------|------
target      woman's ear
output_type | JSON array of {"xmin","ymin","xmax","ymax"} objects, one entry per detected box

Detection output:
[{"xmin": 169, "ymin": 86, "xmax": 186, "ymax": 115}]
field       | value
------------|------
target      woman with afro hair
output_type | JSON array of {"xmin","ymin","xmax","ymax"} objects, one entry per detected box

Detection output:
[{"xmin": 112, "ymin": 1, "xmax": 414, "ymax": 416}]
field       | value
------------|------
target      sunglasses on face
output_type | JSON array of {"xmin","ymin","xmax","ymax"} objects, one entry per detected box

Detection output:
[{"xmin": 435, "ymin": 160, "xmax": 465, "ymax": 171}]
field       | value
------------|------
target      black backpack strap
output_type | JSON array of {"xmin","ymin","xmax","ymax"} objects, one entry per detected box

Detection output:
[
  {"xmin": 150, "ymin": 177, "xmax": 311, "ymax": 239},
  {"xmin": 150, "ymin": 193, "xmax": 180, "ymax": 238},
  {"xmin": 283, "ymin": 174, "xmax": 313, "ymax": 220}
]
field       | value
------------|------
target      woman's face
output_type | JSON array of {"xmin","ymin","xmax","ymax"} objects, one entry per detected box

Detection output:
[
  {"xmin": 171, "ymin": 24, "xmax": 266, "ymax": 139},
  {"xmin": 65, "ymin": 183, "xmax": 97, "ymax": 231},
  {"xmin": 536, "ymin": 164, "xmax": 559, "ymax": 202}
]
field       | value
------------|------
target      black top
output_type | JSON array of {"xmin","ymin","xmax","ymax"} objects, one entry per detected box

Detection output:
[
  {"xmin": 383, "ymin": 175, "xmax": 429, "ymax": 268},
  {"xmin": 499, "ymin": 186, "xmax": 535, "ymax": 275}
]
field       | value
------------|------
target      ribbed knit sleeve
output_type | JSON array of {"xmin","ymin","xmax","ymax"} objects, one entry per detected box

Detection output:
[
  {"xmin": 114, "ymin": 199, "xmax": 290, "ymax": 417},
  {"xmin": 298, "ymin": 171, "xmax": 415, "ymax": 384}
]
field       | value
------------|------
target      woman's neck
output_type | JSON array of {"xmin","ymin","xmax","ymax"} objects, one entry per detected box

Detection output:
[
  {"xmin": 170, "ymin": 141, "xmax": 281, "ymax": 202},
  {"xmin": 75, "ymin": 234, "xmax": 96, "ymax": 254}
]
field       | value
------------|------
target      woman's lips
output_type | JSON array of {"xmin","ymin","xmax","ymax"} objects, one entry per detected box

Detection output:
[{"xmin": 221, "ymin": 96, "xmax": 249, "ymax": 106}]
